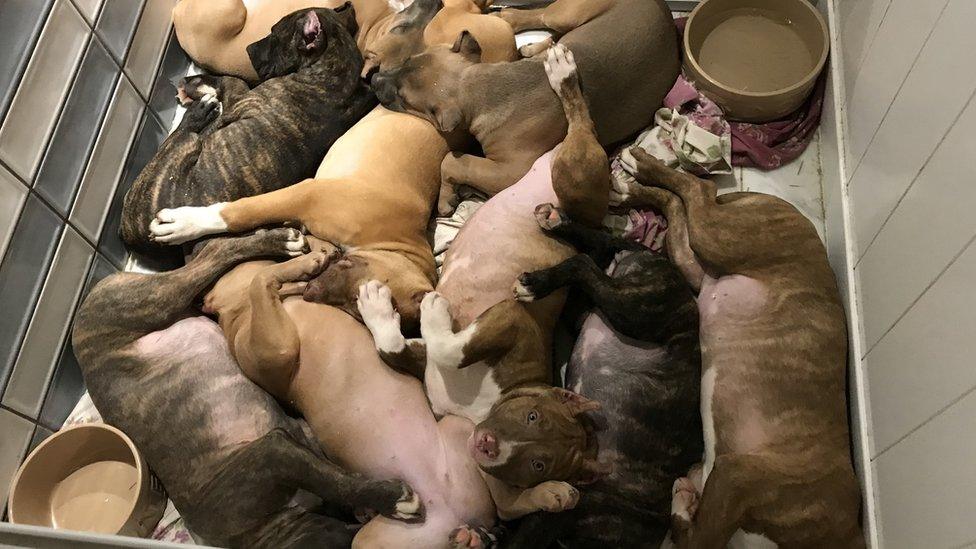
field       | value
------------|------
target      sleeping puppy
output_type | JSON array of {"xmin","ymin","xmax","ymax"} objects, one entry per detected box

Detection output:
[
  {"xmin": 72, "ymin": 229, "xmax": 419, "ymax": 548},
  {"xmin": 500, "ymin": 206, "xmax": 703, "ymax": 548},
  {"xmin": 371, "ymin": 0, "xmax": 678, "ymax": 216},
  {"xmin": 122, "ymin": 5, "xmax": 375, "ymax": 256}
]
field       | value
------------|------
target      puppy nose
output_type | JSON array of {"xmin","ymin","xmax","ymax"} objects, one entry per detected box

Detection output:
[{"xmin": 477, "ymin": 432, "xmax": 498, "ymax": 458}]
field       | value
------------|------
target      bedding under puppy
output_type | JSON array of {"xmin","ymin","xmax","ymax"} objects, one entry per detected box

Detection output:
[
  {"xmin": 71, "ymin": 229, "xmax": 418, "ymax": 549},
  {"xmin": 123, "ymin": 5, "xmax": 374, "ymax": 255},
  {"xmin": 617, "ymin": 151, "xmax": 865, "ymax": 548},
  {"xmin": 500, "ymin": 208, "xmax": 703, "ymax": 548},
  {"xmin": 372, "ymin": 0, "xmax": 679, "ymax": 215}
]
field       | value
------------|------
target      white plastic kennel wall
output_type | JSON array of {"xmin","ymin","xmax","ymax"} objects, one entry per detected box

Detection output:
[{"xmin": 1, "ymin": 0, "xmax": 973, "ymax": 547}]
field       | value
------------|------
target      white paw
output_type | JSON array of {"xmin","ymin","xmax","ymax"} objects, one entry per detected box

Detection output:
[
  {"xmin": 533, "ymin": 481, "xmax": 580, "ymax": 513},
  {"xmin": 420, "ymin": 292, "xmax": 454, "ymax": 338},
  {"xmin": 201, "ymin": 92, "xmax": 223, "ymax": 117},
  {"xmin": 609, "ymin": 171, "xmax": 639, "ymax": 207},
  {"xmin": 543, "ymin": 43, "xmax": 577, "ymax": 92},
  {"xmin": 149, "ymin": 203, "xmax": 228, "ymax": 244},
  {"xmin": 512, "ymin": 279, "xmax": 535, "ymax": 302},
  {"xmin": 284, "ymin": 228, "xmax": 306, "ymax": 257},
  {"xmin": 671, "ymin": 477, "xmax": 699, "ymax": 521},
  {"xmin": 393, "ymin": 487, "xmax": 423, "ymax": 520},
  {"xmin": 357, "ymin": 280, "xmax": 405, "ymax": 353}
]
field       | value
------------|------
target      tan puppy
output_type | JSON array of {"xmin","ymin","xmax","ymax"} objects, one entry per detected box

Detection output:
[
  {"xmin": 614, "ymin": 152, "xmax": 865, "ymax": 548},
  {"xmin": 173, "ymin": 0, "xmax": 401, "ymax": 81},
  {"xmin": 362, "ymin": 0, "xmax": 518, "ymax": 79},
  {"xmin": 149, "ymin": 106, "xmax": 443, "ymax": 330}
]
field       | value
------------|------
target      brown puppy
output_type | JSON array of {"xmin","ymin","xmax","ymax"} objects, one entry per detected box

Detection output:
[
  {"xmin": 372, "ymin": 0, "xmax": 678, "ymax": 215},
  {"xmin": 355, "ymin": 45, "xmax": 608, "ymax": 529},
  {"xmin": 362, "ymin": 0, "xmax": 518, "ymax": 79},
  {"xmin": 173, "ymin": 0, "xmax": 398, "ymax": 81},
  {"xmin": 615, "ymin": 151, "xmax": 865, "ymax": 548}
]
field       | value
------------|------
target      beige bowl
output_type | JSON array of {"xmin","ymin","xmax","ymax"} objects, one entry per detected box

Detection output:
[
  {"xmin": 683, "ymin": 0, "xmax": 829, "ymax": 122},
  {"xmin": 7, "ymin": 423, "xmax": 167, "ymax": 538}
]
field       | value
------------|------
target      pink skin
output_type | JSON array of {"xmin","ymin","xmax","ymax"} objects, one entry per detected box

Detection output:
[{"xmin": 435, "ymin": 150, "xmax": 576, "ymax": 466}]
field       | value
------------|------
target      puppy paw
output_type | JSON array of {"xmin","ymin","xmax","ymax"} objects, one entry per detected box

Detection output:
[
  {"xmin": 391, "ymin": 483, "xmax": 424, "ymax": 522},
  {"xmin": 512, "ymin": 274, "xmax": 536, "ymax": 302},
  {"xmin": 420, "ymin": 292, "xmax": 454, "ymax": 337},
  {"xmin": 671, "ymin": 477, "xmax": 700, "ymax": 522},
  {"xmin": 532, "ymin": 481, "xmax": 580, "ymax": 513},
  {"xmin": 533, "ymin": 203, "xmax": 568, "ymax": 231},
  {"xmin": 177, "ymin": 75, "xmax": 221, "ymax": 103},
  {"xmin": 149, "ymin": 203, "xmax": 228, "ymax": 245},
  {"xmin": 253, "ymin": 227, "xmax": 308, "ymax": 257},
  {"xmin": 450, "ymin": 525, "xmax": 498, "ymax": 549},
  {"xmin": 264, "ymin": 251, "xmax": 330, "ymax": 284},
  {"xmin": 357, "ymin": 281, "xmax": 405, "ymax": 352},
  {"xmin": 543, "ymin": 43, "xmax": 578, "ymax": 95},
  {"xmin": 179, "ymin": 93, "xmax": 221, "ymax": 132},
  {"xmin": 608, "ymin": 172, "xmax": 639, "ymax": 207}
]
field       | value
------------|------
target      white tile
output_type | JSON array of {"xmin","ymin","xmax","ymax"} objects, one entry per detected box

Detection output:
[
  {"xmin": 2, "ymin": 227, "xmax": 93, "ymax": 418},
  {"xmin": 0, "ymin": 0, "xmax": 90, "ymax": 181},
  {"xmin": 874, "ymin": 389, "xmax": 976, "ymax": 549},
  {"xmin": 0, "ymin": 408, "xmax": 35, "ymax": 510},
  {"xmin": 124, "ymin": 0, "xmax": 177, "ymax": 97},
  {"xmin": 0, "ymin": 164, "xmax": 28, "ymax": 260},
  {"xmin": 740, "ymin": 136, "xmax": 826, "ymax": 242},
  {"xmin": 845, "ymin": 0, "xmax": 948, "ymax": 166},
  {"xmin": 70, "ymin": 77, "xmax": 143, "ymax": 242},
  {"xmin": 851, "ymin": 0, "xmax": 976, "ymax": 255},
  {"xmin": 856, "ymin": 97, "xmax": 976, "ymax": 349},
  {"xmin": 839, "ymin": 0, "xmax": 892, "ymax": 90},
  {"xmin": 866, "ymin": 237, "xmax": 976, "ymax": 453}
]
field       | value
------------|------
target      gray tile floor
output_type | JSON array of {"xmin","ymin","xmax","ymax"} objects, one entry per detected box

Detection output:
[{"xmin": 0, "ymin": 0, "xmax": 186, "ymax": 512}]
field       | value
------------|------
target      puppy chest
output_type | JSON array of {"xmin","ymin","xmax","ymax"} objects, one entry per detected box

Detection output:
[{"xmin": 424, "ymin": 362, "xmax": 502, "ymax": 424}]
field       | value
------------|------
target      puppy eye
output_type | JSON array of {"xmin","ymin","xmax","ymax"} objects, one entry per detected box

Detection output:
[
  {"xmin": 531, "ymin": 460, "xmax": 545, "ymax": 472},
  {"xmin": 527, "ymin": 410, "xmax": 539, "ymax": 423}
]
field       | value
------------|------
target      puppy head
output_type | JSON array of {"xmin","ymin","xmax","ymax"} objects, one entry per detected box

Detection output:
[
  {"xmin": 470, "ymin": 387, "xmax": 607, "ymax": 488},
  {"xmin": 371, "ymin": 30, "xmax": 483, "ymax": 133},
  {"xmin": 247, "ymin": 4, "xmax": 359, "ymax": 81},
  {"xmin": 302, "ymin": 250, "xmax": 430, "ymax": 332},
  {"xmin": 362, "ymin": 0, "xmax": 444, "ymax": 81}
]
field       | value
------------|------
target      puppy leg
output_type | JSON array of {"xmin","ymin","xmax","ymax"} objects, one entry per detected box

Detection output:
[
  {"xmin": 421, "ymin": 295, "xmax": 545, "ymax": 373},
  {"xmin": 357, "ymin": 280, "xmax": 428, "ymax": 379},
  {"xmin": 150, "ymin": 177, "xmax": 326, "ymax": 245},
  {"xmin": 610, "ymin": 177, "xmax": 705, "ymax": 292},
  {"xmin": 74, "ymin": 229, "xmax": 305, "ymax": 355},
  {"xmin": 235, "ymin": 252, "xmax": 331, "ymax": 400},
  {"xmin": 670, "ymin": 454, "xmax": 766, "ymax": 549},
  {"xmin": 178, "ymin": 74, "xmax": 249, "ymax": 112},
  {"xmin": 546, "ymin": 44, "xmax": 609, "ymax": 228},
  {"xmin": 495, "ymin": 0, "xmax": 613, "ymax": 34},
  {"xmin": 201, "ymin": 428, "xmax": 423, "ymax": 527},
  {"xmin": 439, "ymin": 153, "xmax": 536, "ymax": 215},
  {"xmin": 626, "ymin": 149, "xmax": 814, "ymax": 275},
  {"xmin": 532, "ymin": 203, "xmax": 642, "ymax": 269}
]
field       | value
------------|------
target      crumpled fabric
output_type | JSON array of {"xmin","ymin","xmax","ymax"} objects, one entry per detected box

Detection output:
[{"xmin": 627, "ymin": 76, "xmax": 733, "ymax": 176}]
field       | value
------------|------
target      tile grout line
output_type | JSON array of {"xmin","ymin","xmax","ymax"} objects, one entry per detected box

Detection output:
[
  {"xmin": 872, "ymin": 379, "xmax": 976, "ymax": 460},
  {"xmin": 854, "ymin": 86, "xmax": 976, "ymax": 267},
  {"xmin": 862, "ymin": 228, "xmax": 976, "ymax": 359},
  {"xmin": 0, "ymin": 404, "xmax": 39, "ymax": 425},
  {"xmin": 847, "ymin": 0, "xmax": 952, "ymax": 180},
  {"xmin": 845, "ymin": 0, "xmax": 893, "ymax": 95}
]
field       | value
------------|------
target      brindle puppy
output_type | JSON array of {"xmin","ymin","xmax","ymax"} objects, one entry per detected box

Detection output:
[
  {"xmin": 121, "ymin": 5, "xmax": 375, "ymax": 256},
  {"xmin": 71, "ymin": 229, "xmax": 421, "ymax": 548},
  {"xmin": 501, "ymin": 206, "xmax": 702, "ymax": 548}
]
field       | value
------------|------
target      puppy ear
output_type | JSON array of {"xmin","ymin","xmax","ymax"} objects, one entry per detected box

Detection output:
[
  {"xmin": 332, "ymin": 2, "xmax": 359, "ymax": 37},
  {"xmin": 301, "ymin": 10, "xmax": 324, "ymax": 51},
  {"xmin": 451, "ymin": 30, "xmax": 482, "ymax": 62},
  {"xmin": 575, "ymin": 459, "xmax": 612, "ymax": 485},
  {"xmin": 551, "ymin": 387, "xmax": 601, "ymax": 416},
  {"xmin": 434, "ymin": 105, "xmax": 463, "ymax": 133},
  {"xmin": 246, "ymin": 36, "xmax": 276, "ymax": 81}
]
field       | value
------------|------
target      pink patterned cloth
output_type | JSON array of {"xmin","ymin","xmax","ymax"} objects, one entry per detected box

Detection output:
[{"xmin": 673, "ymin": 17, "xmax": 826, "ymax": 171}]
